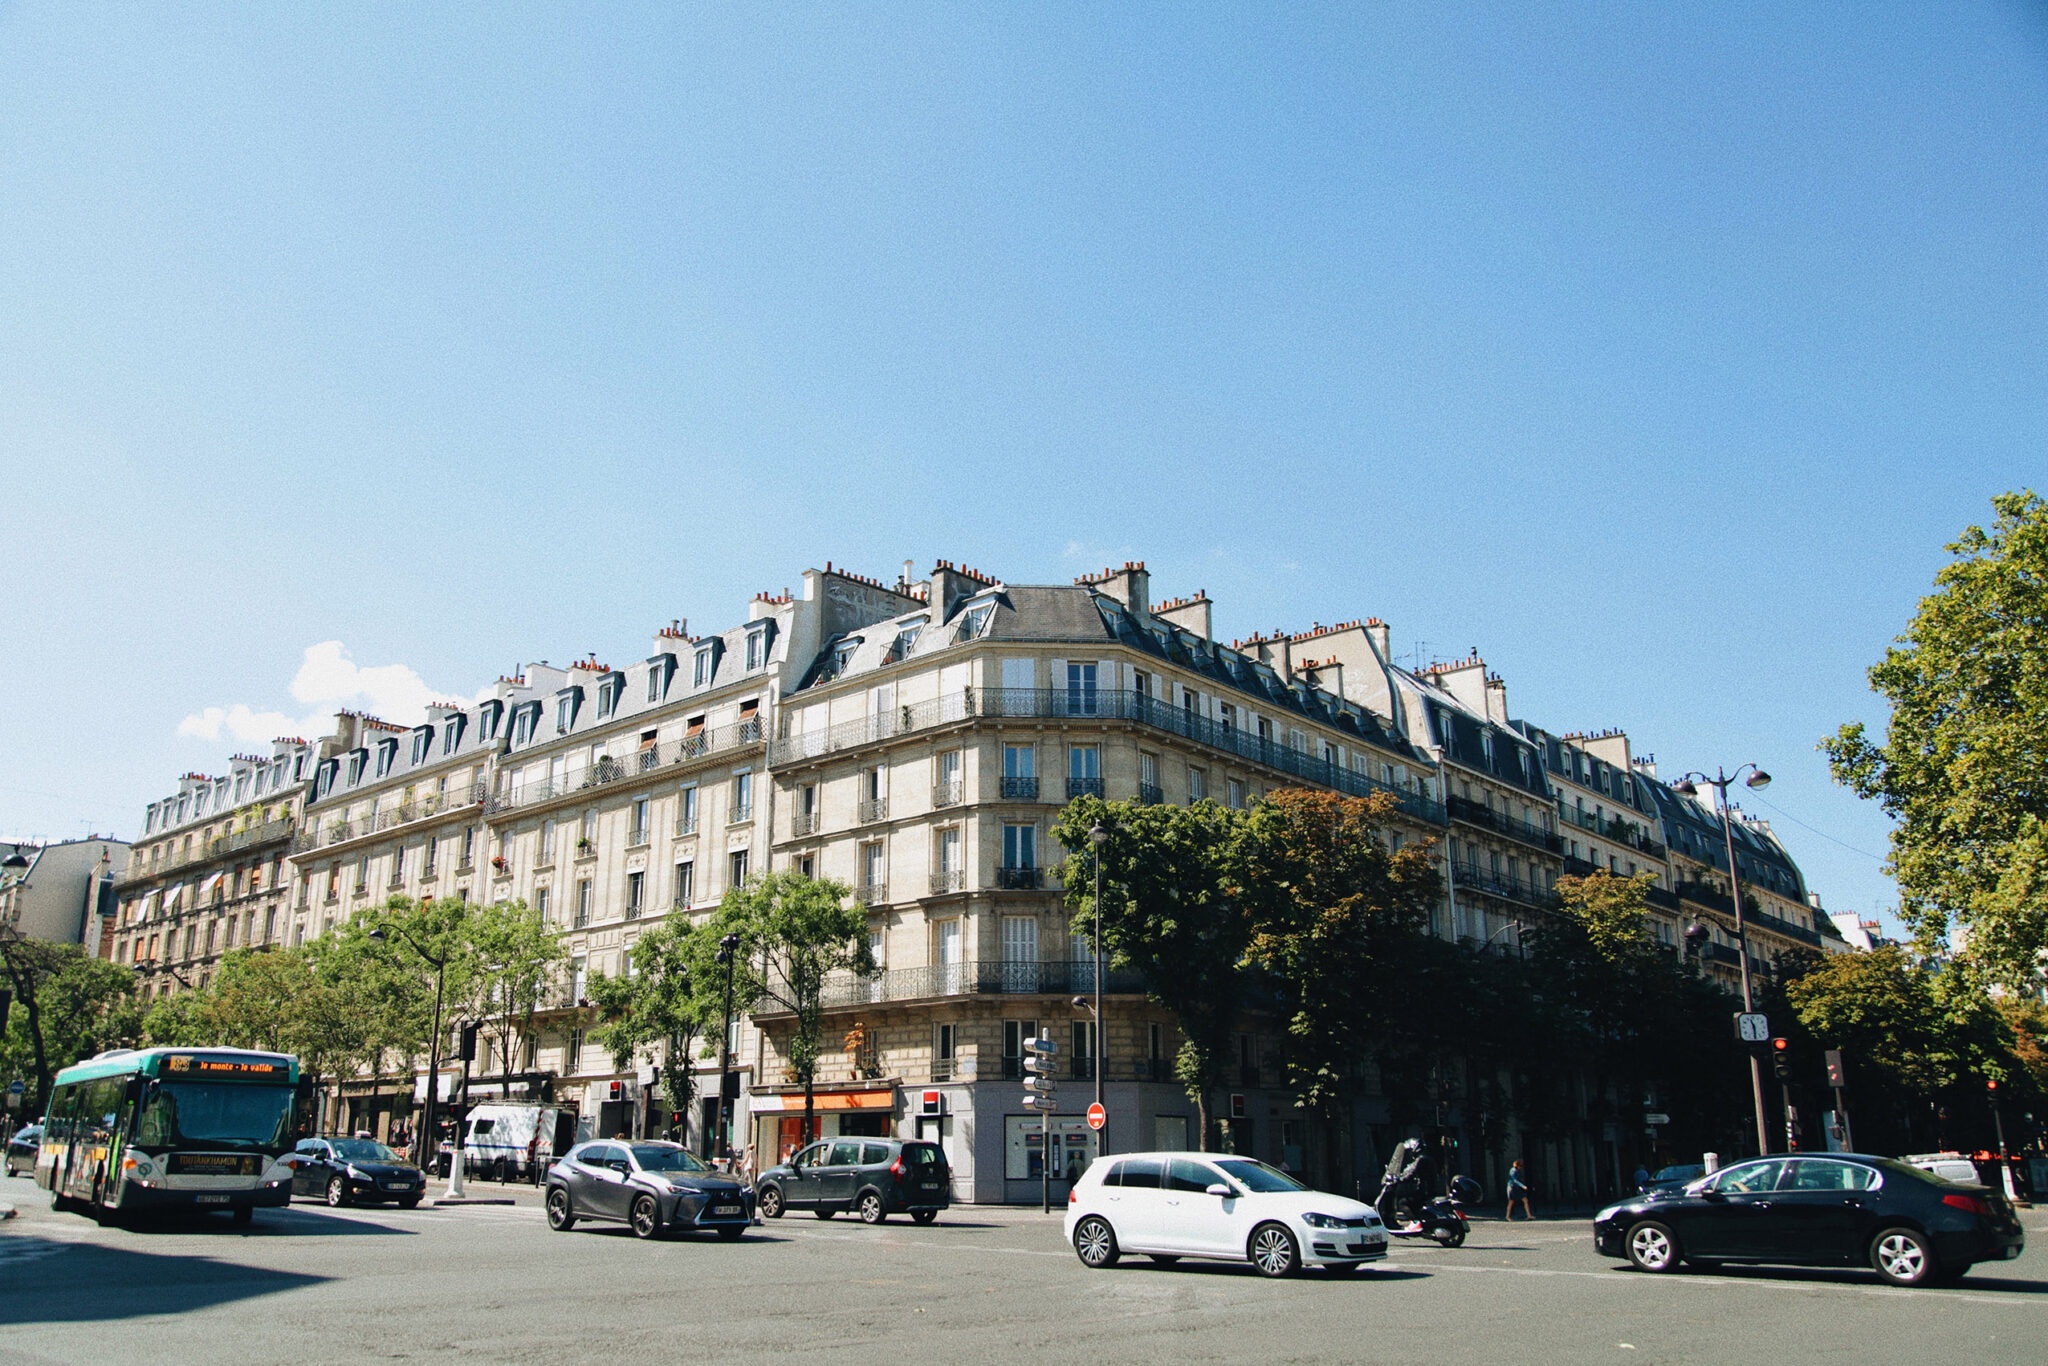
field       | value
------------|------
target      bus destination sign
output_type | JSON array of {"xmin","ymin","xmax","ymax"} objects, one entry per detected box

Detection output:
[{"xmin": 164, "ymin": 1055, "xmax": 290, "ymax": 1080}]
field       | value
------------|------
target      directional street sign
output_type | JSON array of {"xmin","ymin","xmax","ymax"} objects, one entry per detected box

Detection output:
[
  {"xmin": 5, "ymin": 1080, "xmax": 22, "ymax": 1095},
  {"xmin": 1644, "ymin": 1112, "xmax": 1671, "ymax": 1126},
  {"xmin": 1735, "ymin": 1012, "xmax": 1770, "ymax": 1044},
  {"xmin": 1086, "ymin": 1102, "xmax": 1106, "ymax": 1131}
]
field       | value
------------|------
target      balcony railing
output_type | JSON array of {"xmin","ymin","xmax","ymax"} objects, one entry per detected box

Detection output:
[
  {"xmin": 791, "ymin": 810, "xmax": 820, "ymax": 838},
  {"xmin": 1676, "ymin": 883, "xmax": 1822, "ymax": 947},
  {"xmin": 929, "ymin": 868, "xmax": 965, "ymax": 895},
  {"xmin": 857, "ymin": 880, "xmax": 888, "ymax": 905},
  {"xmin": 675, "ymin": 813, "xmax": 698, "ymax": 838},
  {"xmin": 488, "ymin": 722, "xmax": 763, "ymax": 816},
  {"xmin": 770, "ymin": 688, "xmax": 1446, "ymax": 823},
  {"xmin": 858, "ymin": 797, "xmax": 889, "ymax": 824},
  {"xmin": 304, "ymin": 786, "xmax": 489, "ymax": 852},
  {"xmin": 1000, "ymin": 776, "xmax": 1041, "ymax": 801},
  {"xmin": 995, "ymin": 866, "xmax": 1040, "ymax": 890},
  {"xmin": 1447, "ymin": 796, "xmax": 1564, "ymax": 854},
  {"xmin": 932, "ymin": 779, "xmax": 962, "ymax": 809},
  {"xmin": 780, "ymin": 958, "xmax": 1149, "ymax": 1012},
  {"xmin": 1137, "ymin": 782, "xmax": 1164, "ymax": 805},
  {"xmin": 1451, "ymin": 864, "xmax": 1560, "ymax": 911},
  {"xmin": 1066, "ymin": 776, "xmax": 1105, "ymax": 800}
]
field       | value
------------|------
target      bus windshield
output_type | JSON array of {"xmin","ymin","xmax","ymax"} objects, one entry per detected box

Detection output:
[{"xmin": 135, "ymin": 1082, "xmax": 295, "ymax": 1153}]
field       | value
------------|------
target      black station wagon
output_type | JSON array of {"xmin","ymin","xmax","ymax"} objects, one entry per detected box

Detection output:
[{"xmin": 756, "ymin": 1137, "xmax": 951, "ymax": 1224}]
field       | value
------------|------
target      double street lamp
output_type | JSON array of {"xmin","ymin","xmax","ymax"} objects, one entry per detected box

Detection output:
[
  {"xmin": 1672, "ymin": 763, "xmax": 1773, "ymax": 1157},
  {"xmin": 368, "ymin": 922, "xmax": 449, "ymax": 1175}
]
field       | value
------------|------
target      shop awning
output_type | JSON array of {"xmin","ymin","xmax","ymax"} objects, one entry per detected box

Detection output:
[
  {"xmin": 750, "ymin": 1089, "xmax": 894, "ymax": 1113},
  {"xmin": 198, "ymin": 872, "xmax": 224, "ymax": 900}
]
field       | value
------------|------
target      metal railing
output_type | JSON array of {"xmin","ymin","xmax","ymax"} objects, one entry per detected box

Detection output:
[
  {"xmin": 488, "ymin": 721, "xmax": 763, "ymax": 815},
  {"xmin": 1452, "ymin": 863, "xmax": 1560, "ymax": 911},
  {"xmin": 675, "ymin": 813, "xmax": 698, "ymax": 837},
  {"xmin": 857, "ymin": 880, "xmax": 888, "ymax": 905},
  {"xmin": 928, "ymin": 869, "xmax": 965, "ymax": 895},
  {"xmin": 1137, "ymin": 782, "xmax": 1164, "ymax": 805},
  {"xmin": 932, "ymin": 779, "xmax": 962, "ymax": 809},
  {"xmin": 784, "ymin": 958, "xmax": 1149, "ymax": 1011},
  {"xmin": 305, "ymin": 785, "xmax": 489, "ymax": 851},
  {"xmin": 1000, "ymin": 776, "xmax": 1040, "ymax": 801},
  {"xmin": 771, "ymin": 688, "xmax": 1445, "ymax": 823},
  {"xmin": 1447, "ymin": 796, "xmax": 1563, "ymax": 854},
  {"xmin": 1559, "ymin": 806, "xmax": 1668, "ymax": 859},
  {"xmin": 791, "ymin": 810, "xmax": 820, "ymax": 837},
  {"xmin": 995, "ymin": 866, "xmax": 1040, "ymax": 890},
  {"xmin": 1066, "ymin": 776, "xmax": 1105, "ymax": 800},
  {"xmin": 858, "ymin": 797, "xmax": 889, "ymax": 824}
]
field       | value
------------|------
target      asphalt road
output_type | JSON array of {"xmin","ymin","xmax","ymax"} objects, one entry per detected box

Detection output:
[{"xmin": 3, "ymin": 1171, "xmax": 2046, "ymax": 1366}]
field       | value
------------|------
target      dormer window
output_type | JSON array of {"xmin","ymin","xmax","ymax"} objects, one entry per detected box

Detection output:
[
  {"xmin": 647, "ymin": 655, "xmax": 675, "ymax": 704},
  {"xmin": 597, "ymin": 673, "xmax": 624, "ymax": 720},
  {"xmin": 511, "ymin": 703, "xmax": 538, "ymax": 747},
  {"xmin": 376, "ymin": 738, "xmax": 399, "ymax": 777},
  {"xmin": 411, "ymin": 727, "xmax": 434, "ymax": 766},
  {"xmin": 745, "ymin": 628, "xmax": 767, "ymax": 671},
  {"xmin": 346, "ymin": 751, "xmax": 367, "ymax": 786},
  {"xmin": 888, "ymin": 619, "xmax": 925, "ymax": 662},
  {"xmin": 477, "ymin": 700, "xmax": 503, "ymax": 742},
  {"xmin": 233, "ymin": 775, "xmax": 249, "ymax": 803},
  {"xmin": 959, "ymin": 603, "xmax": 995, "ymax": 639},
  {"xmin": 555, "ymin": 689, "xmax": 582, "ymax": 735},
  {"xmin": 831, "ymin": 639, "xmax": 860, "ymax": 676},
  {"xmin": 694, "ymin": 644, "xmax": 720, "ymax": 688},
  {"xmin": 442, "ymin": 715, "xmax": 466, "ymax": 755}
]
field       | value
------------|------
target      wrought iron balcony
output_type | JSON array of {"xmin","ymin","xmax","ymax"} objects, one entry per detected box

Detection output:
[
  {"xmin": 995, "ymin": 866, "xmax": 1040, "ymax": 890},
  {"xmin": 1137, "ymin": 782, "xmax": 1164, "ymax": 806},
  {"xmin": 1447, "ymin": 796, "xmax": 1564, "ymax": 854},
  {"xmin": 791, "ymin": 810, "xmax": 820, "ymax": 838},
  {"xmin": 488, "ymin": 721, "xmax": 764, "ymax": 816},
  {"xmin": 1066, "ymin": 777, "xmax": 1105, "ymax": 800},
  {"xmin": 928, "ymin": 868, "xmax": 965, "ymax": 895},
  {"xmin": 857, "ymin": 879, "xmax": 888, "ymax": 905},
  {"xmin": 763, "ymin": 958, "xmax": 1148, "ymax": 1012},
  {"xmin": 932, "ymin": 779, "xmax": 962, "ymax": 809},
  {"xmin": 770, "ymin": 688, "xmax": 1446, "ymax": 824},
  {"xmin": 1451, "ymin": 863, "xmax": 1560, "ymax": 911},
  {"xmin": 675, "ymin": 813, "xmax": 698, "ymax": 837},
  {"xmin": 858, "ymin": 797, "xmax": 890, "ymax": 824}
]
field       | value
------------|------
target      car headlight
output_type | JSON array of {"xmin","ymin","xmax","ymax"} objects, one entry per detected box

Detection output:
[{"xmin": 1303, "ymin": 1212, "xmax": 1348, "ymax": 1229}]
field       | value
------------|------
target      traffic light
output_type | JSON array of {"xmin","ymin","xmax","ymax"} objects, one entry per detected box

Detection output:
[
  {"xmin": 1021, "ymin": 1033, "xmax": 1059, "ymax": 1111},
  {"xmin": 458, "ymin": 1022, "xmax": 479, "ymax": 1062},
  {"xmin": 1987, "ymin": 1077, "xmax": 2001, "ymax": 1095},
  {"xmin": 1824, "ymin": 1049, "xmax": 1845, "ymax": 1089},
  {"xmin": 1771, "ymin": 1037, "xmax": 1793, "ymax": 1082}
]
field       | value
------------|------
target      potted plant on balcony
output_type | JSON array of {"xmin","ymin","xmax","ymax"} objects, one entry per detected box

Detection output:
[
  {"xmin": 491, "ymin": 854, "xmax": 510, "ymax": 875},
  {"xmin": 576, "ymin": 837, "xmax": 595, "ymax": 857}
]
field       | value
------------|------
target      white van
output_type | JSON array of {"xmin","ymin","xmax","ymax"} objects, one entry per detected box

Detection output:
[{"xmin": 458, "ymin": 1105, "xmax": 577, "ymax": 1181}]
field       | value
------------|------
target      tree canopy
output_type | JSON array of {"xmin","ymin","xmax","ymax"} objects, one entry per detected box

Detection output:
[{"xmin": 1826, "ymin": 489, "xmax": 2048, "ymax": 984}]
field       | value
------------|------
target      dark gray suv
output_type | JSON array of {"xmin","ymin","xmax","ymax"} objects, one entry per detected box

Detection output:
[
  {"xmin": 757, "ymin": 1138, "xmax": 951, "ymax": 1224},
  {"xmin": 545, "ymin": 1140, "xmax": 752, "ymax": 1240}
]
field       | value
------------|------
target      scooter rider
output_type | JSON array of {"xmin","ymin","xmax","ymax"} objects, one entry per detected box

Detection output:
[{"xmin": 1379, "ymin": 1139, "xmax": 1437, "ymax": 1224}]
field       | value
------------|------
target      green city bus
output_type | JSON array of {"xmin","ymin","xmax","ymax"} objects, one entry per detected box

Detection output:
[{"xmin": 38, "ymin": 1047, "xmax": 306, "ymax": 1223}]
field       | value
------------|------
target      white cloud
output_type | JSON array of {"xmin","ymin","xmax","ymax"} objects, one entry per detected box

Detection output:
[{"xmin": 177, "ymin": 641, "xmax": 465, "ymax": 745}]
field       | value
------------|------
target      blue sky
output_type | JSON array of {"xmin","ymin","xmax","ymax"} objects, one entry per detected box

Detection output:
[{"xmin": 3, "ymin": 5, "xmax": 2043, "ymax": 935}]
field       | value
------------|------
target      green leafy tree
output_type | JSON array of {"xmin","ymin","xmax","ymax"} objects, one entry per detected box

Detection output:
[
  {"xmin": 588, "ymin": 916, "xmax": 713, "ymax": 1141},
  {"xmin": 138, "ymin": 989, "xmax": 209, "ymax": 1048},
  {"xmin": 1054, "ymin": 794, "xmax": 1249, "ymax": 1150},
  {"xmin": 0, "ymin": 937, "xmax": 141, "ymax": 1112},
  {"xmin": 709, "ymin": 872, "xmax": 874, "ymax": 1146},
  {"xmin": 1233, "ymin": 788, "xmax": 1438, "ymax": 1186},
  {"xmin": 1825, "ymin": 490, "xmax": 2048, "ymax": 984},
  {"xmin": 463, "ymin": 899, "xmax": 567, "ymax": 1094}
]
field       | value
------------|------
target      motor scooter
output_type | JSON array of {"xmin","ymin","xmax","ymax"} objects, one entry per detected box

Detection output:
[{"xmin": 1375, "ymin": 1173, "xmax": 1477, "ymax": 1248}]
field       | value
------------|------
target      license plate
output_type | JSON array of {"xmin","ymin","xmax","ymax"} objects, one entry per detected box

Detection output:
[
  {"xmin": 383, "ymin": 1181, "xmax": 410, "ymax": 1189},
  {"xmin": 921, "ymin": 1182, "xmax": 942, "ymax": 1190},
  {"xmin": 195, "ymin": 1195, "xmax": 230, "ymax": 1204},
  {"xmin": 712, "ymin": 1205, "xmax": 741, "ymax": 1216}
]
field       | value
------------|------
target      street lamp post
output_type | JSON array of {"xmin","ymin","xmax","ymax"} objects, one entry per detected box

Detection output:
[
  {"xmin": 368, "ymin": 923, "xmax": 449, "ymax": 1180},
  {"xmin": 715, "ymin": 933, "xmax": 740, "ymax": 1164},
  {"xmin": 1089, "ymin": 822, "xmax": 1108, "ymax": 1154},
  {"xmin": 1673, "ymin": 764, "xmax": 1774, "ymax": 1157}
]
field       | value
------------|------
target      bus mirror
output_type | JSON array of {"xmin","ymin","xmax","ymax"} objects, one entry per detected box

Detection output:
[{"xmin": 295, "ymin": 1077, "xmax": 315, "ymax": 1100}]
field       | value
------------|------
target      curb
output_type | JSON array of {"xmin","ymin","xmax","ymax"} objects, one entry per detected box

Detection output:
[
  {"xmin": 0, "ymin": 1201, "xmax": 15, "ymax": 1220},
  {"xmin": 431, "ymin": 1197, "xmax": 518, "ymax": 1207}
]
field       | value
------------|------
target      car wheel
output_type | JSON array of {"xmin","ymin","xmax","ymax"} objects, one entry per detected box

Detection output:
[
  {"xmin": 325, "ymin": 1176, "xmax": 350, "ymax": 1208},
  {"xmin": 630, "ymin": 1194, "xmax": 662, "ymax": 1239},
  {"xmin": 1073, "ymin": 1215, "xmax": 1120, "ymax": 1268},
  {"xmin": 717, "ymin": 1225, "xmax": 745, "ymax": 1241},
  {"xmin": 758, "ymin": 1185, "xmax": 785, "ymax": 1219},
  {"xmin": 1250, "ymin": 1222, "xmax": 1301, "ymax": 1278},
  {"xmin": 399, "ymin": 1197, "xmax": 422, "ymax": 1210},
  {"xmin": 1871, "ymin": 1227, "xmax": 1937, "ymax": 1286},
  {"xmin": 1625, "ymin": 1221, "xmax": 1680, "ymax": 1273},
  {"xmin": 545, "ymin": 1186, "xmax": 576, "ymax": 1231},
  {"xmin": 1148, "ymin": 1254, "xmax": 1180, "ymax": 1266},
  {"xmin": 857, "ymin": 1191, "xmax": 886, "ymax": 1224},
  {"xmin": 910, "ymin": 1209, "xmax": 938, "ymax": 1225}
]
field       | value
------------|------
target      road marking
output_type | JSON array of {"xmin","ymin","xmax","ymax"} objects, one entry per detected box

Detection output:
[{"xmin": 1398, "ymin": 1258, "xmax": 2047, "ymax": 1306}]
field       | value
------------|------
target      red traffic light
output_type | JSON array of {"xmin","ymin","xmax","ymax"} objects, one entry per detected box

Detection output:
[
  {"xmin": 1771, "ymin": 1037, "xmax": 1790, "ymax": 1053},
  {"xmin": 1987, "ymin": 1078, "xmax": 2000, "ymax": 1092}
]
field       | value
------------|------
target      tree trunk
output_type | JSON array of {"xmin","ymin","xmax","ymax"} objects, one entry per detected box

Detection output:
[
  {"xmin": 803, "ymin": 1068, "xmax": 816, "ymax": 1146},
  {"xmin": 1192, "ymin": 1086, "xmax": 1212, "ymax": 1151}
]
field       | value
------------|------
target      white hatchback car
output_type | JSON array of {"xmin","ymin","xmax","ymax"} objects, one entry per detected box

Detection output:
[{"xmin": 1064, "ymin": 1151, "xmax": 1388, "ymax": 1277}]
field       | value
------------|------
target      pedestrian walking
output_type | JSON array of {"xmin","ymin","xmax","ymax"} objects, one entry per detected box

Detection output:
[
  {"xmin": 1633, "ymin": 1162, "xmax": 1650, "ymax": 1192},
  {"xmin": 1505, "ymin": 1159, "xmax": 1534, "ymax": 1221}
]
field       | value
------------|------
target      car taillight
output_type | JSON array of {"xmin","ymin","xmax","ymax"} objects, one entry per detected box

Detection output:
[
  {"xmin": 1069, "ymin": 1189, "xmax": 1078, "ymax": 1204},
  {"xmin": 890, "ymin": 1158, "xmax": 904, "ymax": 1178},
  {"xmin": 1943, "ymin": 1193, "xmax": 1988, "ymax": 1216}
]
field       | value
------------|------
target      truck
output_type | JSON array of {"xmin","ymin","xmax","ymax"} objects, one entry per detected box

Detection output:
[{"xmin": 442, "ymin": 1104, "xmax": 579, "ymax": 1181}]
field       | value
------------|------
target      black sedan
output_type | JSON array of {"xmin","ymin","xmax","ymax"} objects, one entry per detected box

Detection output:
[
  {"xmin": 291, "ymin": 1137, "xmax": 428, "ymax": 1208},
  {"xmin": 1594, "ymin": 1153, "xmax": 2024, "ymax": 1286},
  {"xmin": 545, "ymin": 1140, "xmax": 752, "ymax": 1240},
  {"xmin": 4, "ymin": 1124, "xmax": 40, "ymax": 1178}
]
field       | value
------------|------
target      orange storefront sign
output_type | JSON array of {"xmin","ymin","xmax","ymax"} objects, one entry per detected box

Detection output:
[{"xmin": 751, "ymin": 1089, "xmax": 894, "ymax": 1112}]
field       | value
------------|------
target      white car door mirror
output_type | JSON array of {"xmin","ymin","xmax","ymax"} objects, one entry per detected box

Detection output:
[{"xmin": 1206, "ymin": 1183, "xmax": 1233, "ymax": 1198}]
